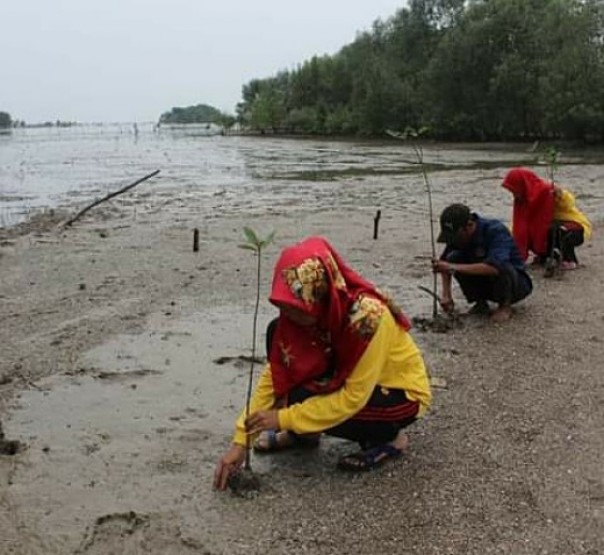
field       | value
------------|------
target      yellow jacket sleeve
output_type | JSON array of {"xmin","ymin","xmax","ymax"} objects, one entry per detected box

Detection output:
[
  {"xmin": 277, "ymin": 313, "xmax": 394, "ymax": 435},
  {"xmin": 232, "ymin": 364, "xmax": 276, "ymax": 446},
  {"xmin": 555, "ymin": 189, "xmax": 592, "ymax": 240},
  {"xmin": 556, "ymin": 189, "xmax": 575, "ymax": 211}
]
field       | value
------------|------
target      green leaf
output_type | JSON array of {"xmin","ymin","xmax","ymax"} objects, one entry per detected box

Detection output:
[
  {"xmin": 243, "ymin": 226, "xmax": 259, "ymax": 246},
  {"xmin": 262, "ymin": 231, "xmax": 276, "ymax": 247},
  {"xmin": 403, "ymin": 126, "xmax": 418, "ymax": 140},
  {"xmin": 385, "ymin": 129, "xmax": 404, "ymax": 139},
  {"xmin": 238, "ymin": 243, "xmax": 258, "ymax": 252}
]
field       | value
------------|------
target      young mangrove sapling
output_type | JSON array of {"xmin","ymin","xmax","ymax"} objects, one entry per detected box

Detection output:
[
  {"xmin": 387, "ymin": 127, "xmax": 438, "ymax": 319},
  {"xmin": 543, "ymin": 147, "xmax": 561, "ymax": 277},
  {"xmin": 228, "ymin": 226, "xmax": 275, "ymax": 493}
]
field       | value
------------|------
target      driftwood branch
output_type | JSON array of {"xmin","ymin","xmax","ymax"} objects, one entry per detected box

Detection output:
[{"xmin": 63, "ymin": 169, "xmax": 160, "ymax": 227}]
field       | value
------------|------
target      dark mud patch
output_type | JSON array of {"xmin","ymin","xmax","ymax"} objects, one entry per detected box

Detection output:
[
  {"xmin": 0, "ymin": 439, "xmax": 22, "ymax": 455},
  {"xmin": 0, "ymin": 420, "xmax": 23, "ymax": 455},
  {"xmin": 65, "ymin": 366, "xmax": 163, "ymax": 381},
  {"xmin": 227, "ymin": 468, "xmax": 262, "ymax": 498},
  {"xmin": 412, "ymin": 314, "xmax": 463, "ymax": 333},
  {"xmin": 213, "ymin": 355, "xmax": 265, "ymax": 367},
  {"xmin": 0, "ymin": 209, "xmax": 69, "ymax": 240},
  {"xmin": 94, "ymin": 368, "xmax": 162, "ymax": 381},
  {"xmin": 270, "ymin": 159, "xmax": 543, "ymax": 182}
]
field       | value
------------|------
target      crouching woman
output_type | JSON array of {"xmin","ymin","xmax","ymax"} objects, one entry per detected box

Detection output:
[{"xmin": 214, "ymin": 236, "xmax": 431, "ymax": 489}]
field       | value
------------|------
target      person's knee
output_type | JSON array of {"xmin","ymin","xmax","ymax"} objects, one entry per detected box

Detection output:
[
  {"xmin": 490, "ymin": 269, "xmax": 514, "ymax": 304},
  {"xmin": 495, "ymin": 266, "xmax": 531, "ymax": 305}
]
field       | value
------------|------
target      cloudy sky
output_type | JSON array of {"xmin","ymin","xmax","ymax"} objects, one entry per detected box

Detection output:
[{"xmin": 2, "ymin": 0, "xmax": 407, "ymax": 123}]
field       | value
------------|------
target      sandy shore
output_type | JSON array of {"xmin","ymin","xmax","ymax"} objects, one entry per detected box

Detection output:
[{"xmin": 1, "ymin": 161, "xmax": 603, "ymax": 554}]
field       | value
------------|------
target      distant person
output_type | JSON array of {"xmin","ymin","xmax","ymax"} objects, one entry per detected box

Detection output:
[
  {"xmin": 502, "ymin": 168, "xmax": 592, "ymax": 274},
  {"xmin": 432, "ymin": 204, "xmax": 533, "ymax": 323},
  {"xmin": 214, "ymin": 236, "xmax": 432, "ymax": 489}
]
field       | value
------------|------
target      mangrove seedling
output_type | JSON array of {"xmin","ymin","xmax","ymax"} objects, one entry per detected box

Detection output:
[
  {"xmin": 387, "ymin": 127, "xmax": 439, "ymax": 320},
  {"xmin": 543, "ymin": 146, "xmax": 561, "ymax": 278},
  {"xmin": 228, "ymin": 226, "xmax": 275, "ymax": 494},
  {"xmin": 544, "ymin": 146, "xmax": 560, "ymax": 185}
]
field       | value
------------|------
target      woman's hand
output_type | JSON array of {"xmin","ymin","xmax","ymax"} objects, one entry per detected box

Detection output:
[
  {"xmin": 245, "ymin": 410, "xmax": 280, "ymax": 435},
  {"xmin": 213, "ymin": 444, "xmax": 246, "ymax": 490}
]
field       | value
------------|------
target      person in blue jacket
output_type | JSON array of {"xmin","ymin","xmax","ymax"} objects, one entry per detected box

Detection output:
[{"xmin": 432, "ymin": 203, "xmax": 533, "ymax": 323}]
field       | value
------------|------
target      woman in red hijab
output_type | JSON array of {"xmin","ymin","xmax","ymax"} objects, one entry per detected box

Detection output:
[
  {"xmin": 502, "ymin": 167, "xmax": 592, "ymax": 273},
  {"xmin": 214, "ymin": 237, "xmax": 431, "ymax": 487},
  {"xmin": 501, "ymin": 167, "xmax": 555, "ymax": 261}
]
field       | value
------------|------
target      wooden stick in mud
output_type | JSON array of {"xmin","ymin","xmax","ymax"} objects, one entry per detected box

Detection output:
[
  {"xmin": 63, "ymin": 169, "xmax": 160, "ymax": 227},
  {"xmin": 373, "ymin": 210, "xmax": 381, "ymax": 240},
  {"xmin": 193, "ymin": 228, "xmax": 200, "ymax": 252}
]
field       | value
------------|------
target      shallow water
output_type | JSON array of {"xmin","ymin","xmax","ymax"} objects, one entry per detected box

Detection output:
[{"xmin": 3, "ymin": 125, "xmax": 604, "ymax": 227}]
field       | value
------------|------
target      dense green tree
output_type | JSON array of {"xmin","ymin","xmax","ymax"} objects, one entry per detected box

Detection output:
[
  {"xmin": 236, "ymin": 0, "xmax": 604, "ymax": 141},
  {"xmin": 159, "ymin": 104, "xmax": 230, "ymax": 125},
  {"xmin": 0, "ymin": 111, "xmax": 12, "ymax": 128},
  {"xmin": 248, "ymin": 80, "xmax": 287, "ymax": 132}
]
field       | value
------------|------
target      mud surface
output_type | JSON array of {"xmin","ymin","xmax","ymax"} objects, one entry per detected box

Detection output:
[{"xmin": 1, "ymin": 136, "xmax": 603, "ymax": 554}]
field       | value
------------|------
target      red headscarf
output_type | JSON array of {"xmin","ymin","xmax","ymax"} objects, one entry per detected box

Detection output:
[
  {"xmin": 268, "ymin": 236, "xmax": 411, "ymax": 397},
  {"xmin": 502, "ymin": 168, "xmax": 555, "ymax": 260}
]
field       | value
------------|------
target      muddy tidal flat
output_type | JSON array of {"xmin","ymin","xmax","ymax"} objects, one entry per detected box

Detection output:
[{"xmin": 1, "ymin": 129, "xmax": 603, "ymax": 554}]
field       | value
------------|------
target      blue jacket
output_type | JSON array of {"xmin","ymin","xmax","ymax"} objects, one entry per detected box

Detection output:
[{"xmin": 441, "ymin": 214, "xmax": 528, "ymax": 274}]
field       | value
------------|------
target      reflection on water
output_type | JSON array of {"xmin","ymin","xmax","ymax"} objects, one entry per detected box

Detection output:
[{"xmin": 1, "ymin": 124, "xmax": 603, "ymax": 227}]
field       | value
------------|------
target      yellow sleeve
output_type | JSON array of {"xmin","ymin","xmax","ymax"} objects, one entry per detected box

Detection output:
[
  {"xmin": 555, "ymin": 189, "xmax": 592, "ymax": 239},
  {"xmin": 232, "ymin": 364, "xmax": 276, "ymax": 446},
  {"xmin": 557, "ymin": 189, "xmax": 576, "ymax": 211},
  {"xmin": 277, "ymin": 313, "xmax": 394, "ymax": 435}
]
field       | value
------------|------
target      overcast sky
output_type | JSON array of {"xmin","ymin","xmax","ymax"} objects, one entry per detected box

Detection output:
[{"xmin": 2, "ymin": 0, "xmax": 407, "ymax": 123}]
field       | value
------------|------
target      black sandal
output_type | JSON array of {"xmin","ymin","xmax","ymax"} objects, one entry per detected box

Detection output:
[{"xmin": 337, "ymin": 443, "xmax": 402, "ymax": 472}]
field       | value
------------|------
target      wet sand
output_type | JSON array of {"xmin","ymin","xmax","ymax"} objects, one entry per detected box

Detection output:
[{"xmin": 1, "ymin": 142, "xmax": 603, "ymax": 554}]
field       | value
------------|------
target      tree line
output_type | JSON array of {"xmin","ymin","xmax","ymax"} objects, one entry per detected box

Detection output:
[
  {"xmin": 0, "ymin": 112, "xmax": 11, "ymax": 128},
  {"xmin": 235, "ymin": 0, "xmax": 604, "ymax": 141},
  {"xmin": 159, "ymin": 104, "xmax": 235, "ymax": 127}
]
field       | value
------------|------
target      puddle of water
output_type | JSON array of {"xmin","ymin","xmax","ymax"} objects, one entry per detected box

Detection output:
[{"xmin": 5, "ymin": 308, "xmax": 275, "ymax": 549}]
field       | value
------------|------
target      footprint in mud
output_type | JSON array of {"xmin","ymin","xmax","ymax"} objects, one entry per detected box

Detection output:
[
  {"xmin": 76, "ymin": 512, "xmax": 212, "ymax": 555},
  {"xmin": 76, "ymin": 512, "xmax": 149, "ymax": 554}
]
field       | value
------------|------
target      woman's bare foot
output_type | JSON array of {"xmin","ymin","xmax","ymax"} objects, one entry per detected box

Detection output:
[
  {"xmin": 490, "ymin": 305, "xmax": 512, "ymax": 323},
  {"xmin": 253, "ymin": 430, "xmax": 320, "ymax": 452},
  {"xmin": 389, "ymin": 430, "xmax": 410, "ymax": 452},
  {"xmin": 253, "ymin": 430, "xmax": 296, "ymax": 452}
]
